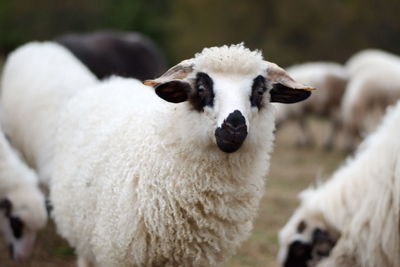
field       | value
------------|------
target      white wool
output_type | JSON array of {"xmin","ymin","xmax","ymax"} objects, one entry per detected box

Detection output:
[
  {"xmin": 340, "ymin": 57, "xmax": 400, "ymax": 151},
  {"xmin": 345, "ymin": 49, "xmax": 400, "ymax": 76},
  {"xmin": 0, "ymin": 126, "xmax": 47, "ymax": 260},
  {"xmin": 48, "ymin": 44, "xmax": 279, "ymax": 266},
  {"xmin": 280, "ymin": 101, "xmax": 400, "ymax": 267},
  {"xmin": 194, "ymin": 43, "xmax": 266, "ymax": 76},
  {"xmin": 0, "ymin": 41, "xmax": 98, "ymax": 185},
  {"xmin": 51, "ymin": 77, "xmax": 275, "ymax": 266}
]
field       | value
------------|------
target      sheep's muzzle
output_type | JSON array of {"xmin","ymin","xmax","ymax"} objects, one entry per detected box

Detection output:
[{"xmin": 215, "ymin": 110, "xmax": 248, "ymax": 153}]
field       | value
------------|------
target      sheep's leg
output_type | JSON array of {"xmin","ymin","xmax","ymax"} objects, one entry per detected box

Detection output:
[
  {"xmin": 296, "ymin": 117, "xmax": 314, "ymax": 147},
  {"xmin": 77, "ymin": 257, "xmax": 95, "ymax": 267},
  {"xmin": 324, "ymin": 117, "xmax": 341, "ymax": 151}
]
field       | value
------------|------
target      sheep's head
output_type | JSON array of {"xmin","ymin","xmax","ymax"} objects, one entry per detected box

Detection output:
[
  {"xmin": 278, "ymin": 189, "xmax": 339, "ymax": 267},
  {"xmin": 145, "ymin": 44, "xmax": 314, "ymax": 153},
  {"xmin": 0, "ymin": 186, "xmax": 47, "ymax": 262}
]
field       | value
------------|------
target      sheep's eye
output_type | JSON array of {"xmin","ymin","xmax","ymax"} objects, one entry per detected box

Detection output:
[
  {"xmin": 189, "ymin": 72, "xmax": 215, "ymax": 111},
  {"xmin": 251, "ymin": 75, "xmax": 267, "ymax": 109}
]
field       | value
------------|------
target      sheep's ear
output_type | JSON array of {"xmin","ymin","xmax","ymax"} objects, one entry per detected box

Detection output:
[
  {"xmin": 265, "ymin": 62, "xmax": 314, "ymax": 103},
  {"xmin": 144, "ymin": 59, "xmax": 194, "ymax": 103}
]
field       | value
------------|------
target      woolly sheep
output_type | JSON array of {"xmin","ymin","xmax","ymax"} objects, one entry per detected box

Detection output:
[
  {"xmin": 56, "ymin": 30, "xmax": 167, "ymax": 80},
  {"xmin": 0, "ymin": 127, "xmax": 47, "ymax": 262},
  {"xmin": 1, "ymin": 41, "xmax": 313, "ymax": 266},
  {"xmin": 341, "ymin": 52, "xmax": 400, "ymax": 152},
  {"xmin": 278, "ymin": 100, "xmax": 400, "ymax": 267},
  {"xmin": 274, "ymin": 62, "xmax": 348, "ymax": 149},
  {"xmin": 345, "ymin": 49, "xmax": 400, "ymax": 76},
  {"xmin": 0, "ymin": 42, "xmax": 98, "ymax": 185}
]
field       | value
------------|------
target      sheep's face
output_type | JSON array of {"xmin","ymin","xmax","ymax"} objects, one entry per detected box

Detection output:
[
  {"xmin": 0, "ymin": 190, "xmax": 47, "ymax": 262},
  {"xmin": 278, "ymin": 206, "xmax": 338, "ymax": 267},
  {"xmin": 145, "ymin": 44, "xmax": 313, "ymax": 153}
]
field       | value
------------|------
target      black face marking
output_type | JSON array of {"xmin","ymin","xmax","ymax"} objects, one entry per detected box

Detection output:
[
  {"xmin": 297, "ymin": 220, "xmax": 307, "ymax": 233},
  {"xmin": 311, "ymin": 228, "xmax": 336, "ymax": 258},
  {"xmin": 250, "ymin": 75, "xmax": 267, "ymax": 108},
  {"xmin": 0, "ymin": 198, "xmax": 12, "ymax": 217},
  {"xmin": 215, "ymin": 110, "xmax": 248, "ymax": 153},
  {"xmin": 284, "ymin": 240, "xmax": 312, "ymax": 267},
  {"xmin": 189, "ymin": 72, "xmax": 214, "ymax": 111},
  {"xmin": 9, "ymin": 216, "xmax": 24, "ymax": 239}
]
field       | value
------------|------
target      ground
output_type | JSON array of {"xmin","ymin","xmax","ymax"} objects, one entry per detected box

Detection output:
[{"xmin": 0, "ymin": 118, "xmax": 346, "ymax": 267}]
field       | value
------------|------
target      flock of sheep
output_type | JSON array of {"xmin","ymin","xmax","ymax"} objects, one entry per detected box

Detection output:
[{"xmin": 0, "ymin": 30, "xmax": 399, "ymax": 267}]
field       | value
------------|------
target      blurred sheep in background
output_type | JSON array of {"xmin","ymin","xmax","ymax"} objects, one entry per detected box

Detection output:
[
  {"xmin": 274, "ymin": 62, "xmax": 348, "ymax": 150},
  {"xmin": 341, "ymin": 49, "xmax": 400, "ymax": 152},
  {"xmin": 56, "ymin": 30, "xmax": 167, "ymax": 81},
  {"xmin": 0, "ymin": 126, "xmax": 47, "ymax": 262}
]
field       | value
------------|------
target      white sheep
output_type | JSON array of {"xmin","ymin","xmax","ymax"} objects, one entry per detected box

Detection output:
[
  {"xmin": 1, "ymin": 41, "xmax": 313, "ymax": 266},
  {"xmin": 0, "ymin": 42, "xmax": 98, "ymax": 186},
  {"xmin": 0, "ymin": 127, "xmax": 47, "ymax": 262},
  {"xmin": 346, "ymin": 49, "xmax": 400, "ymax": 76},
  {"xmin": 341, "ymin": 50, "xmax": 400, "ymax": 152},
  {"xmin": 274, "ymin": 62, "xmax": 348, "ymax": 149},
  {"xmin": 278, "ymin": 100, "xmax": 400, "ymax": 267}
]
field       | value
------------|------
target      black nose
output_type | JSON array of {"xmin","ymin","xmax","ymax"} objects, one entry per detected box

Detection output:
[{"xmin": 215, "ymin": 110, "xmax": 248, "ymax": 153}]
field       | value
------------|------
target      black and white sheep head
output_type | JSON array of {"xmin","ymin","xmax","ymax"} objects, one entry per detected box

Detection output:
[
  {"xmin": 145, "ymin": 44, "xmax": 314, "ymax": 153},
  {"xmin": 0, "ymin": 188, "xmax": 47, "ymax": 262},
  {"xmin": 278, "ymin": 190, "xmax": 339, "ymax": 267}
]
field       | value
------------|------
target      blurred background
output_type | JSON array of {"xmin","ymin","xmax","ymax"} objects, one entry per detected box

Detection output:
[
  {"xmin": 1, "ymin": 0, "xmax": 400, "ymax": 66},
  {"xmin": 0, "ymin": 0, "xmax": 399, "ymax": 266}
]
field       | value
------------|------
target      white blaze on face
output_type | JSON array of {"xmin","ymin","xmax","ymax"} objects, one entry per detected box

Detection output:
[{"xmin": 210, "ymin": 73, "xmax": 254, "ymax": 129}]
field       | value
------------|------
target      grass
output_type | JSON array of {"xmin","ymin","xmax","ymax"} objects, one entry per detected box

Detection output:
[{"xmin": 0, "ymin": 119, "xmax": 346, "ymax": 267}]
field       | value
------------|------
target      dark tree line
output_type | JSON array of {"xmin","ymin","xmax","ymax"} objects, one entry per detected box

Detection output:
[{"xmin": 1, "ymin": 0, "xmax": 400, "ymax": 66}]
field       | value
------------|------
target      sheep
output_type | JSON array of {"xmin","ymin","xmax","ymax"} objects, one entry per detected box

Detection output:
[
  {"xmin": 0, "ymin": 41, "xmax": 313, "ymax": 266},
  {"xmin": 0, "ymin": 127, "xmax": 47, "ymax": 262},
  {"xmin": 0, "ymin": 42, "xmax": 98, "ymax": 186},
  {"xmin": 273, "ymin": 62, "xmax": 348, "ymax": 149},
  {"xmin": 345, "ymin": 49, "xmax": 400, "ymax": 77},
  {"xmin": 55, "ymin": 30, "xmax": 167, "ymax": 80},
  {"xmin": 278, "ymin": 100, "xmax": 400, "ymax": 267},
  {"xmin": 341, "ymin": 52, "xmax": 400, "ymax": 152}
]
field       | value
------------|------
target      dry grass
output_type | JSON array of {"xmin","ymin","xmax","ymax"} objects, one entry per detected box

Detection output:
[{"xmin": 0, "ymin": 119, "xmax": 346, "ymax": 267}]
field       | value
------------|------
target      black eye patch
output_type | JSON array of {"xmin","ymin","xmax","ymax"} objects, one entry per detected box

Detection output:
[
  {"xmin": 250, "ymin": 75, "xmax": 267, "ymax": 109},
  {"xmin": 9, "ymin": 216, "xmax": 24, "ymax": 239},
  {"xmin": 189, "ymin": 72, "xmax": 215, "ymax": 111}
]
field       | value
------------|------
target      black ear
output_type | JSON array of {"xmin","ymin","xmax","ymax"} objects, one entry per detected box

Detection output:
[
  {"xmin": 0, "ymin": 198, "xmax": 12, "ymax": 217},
  {"xmin": 270, "ymin": 83, "xmax": 312, "ymax": 104},
  {"xmin": 155, "ymin": 81, "xmax": 191, "ymax": 103}
]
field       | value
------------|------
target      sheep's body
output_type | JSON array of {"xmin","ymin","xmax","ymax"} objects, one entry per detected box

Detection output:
[
  {"xmin": 56, "ymin": 30, "xmax": 167, "ymax": 80},
  {"xmin": 52, "ymin": 77, "xmax": 273, "ymax": 266},
  {"xmin": 341, "ymin": 54, "xmax": 400, "ymax": 151},
  {"xmin": 0, "ymin": 42, "xmax": 98, "ymax": 185},
  {"xmin": 346, "ymin": 49, "xmax": 400, "ymax": 76},
  {"xmin": 274, "ymin": 62, "xmax": 347, "ymax": 148},
  {"xmin": 0, "ymin": 127, "xmax": 47, "ymax": 261},
  {"xmin": 278, "ymin": 101, "xmax": 400, "ymax": 267}
]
